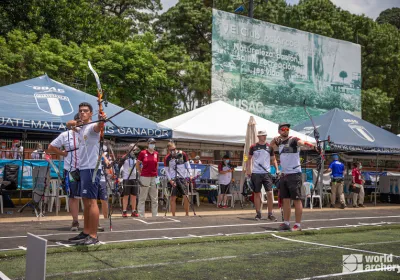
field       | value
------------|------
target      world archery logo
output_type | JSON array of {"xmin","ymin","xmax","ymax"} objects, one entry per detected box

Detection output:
[{"xmin": 34, "ymin": 91, "xmax": 73, "ymax": 116}]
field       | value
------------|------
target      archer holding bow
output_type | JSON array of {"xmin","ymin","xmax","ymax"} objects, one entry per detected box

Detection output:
[
  {"xmin": 270, "ymin": 123, "xmax": 319, "ymax": 232},
  {"xmin": 67, "ymin": 102, "xmax": 107, "ymax": 245}
]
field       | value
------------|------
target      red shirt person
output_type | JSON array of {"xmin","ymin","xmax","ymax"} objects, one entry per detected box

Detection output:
[
  {"xmin": 351, "ymin": 162, "xmax": 365, "ymax": 208},
  {"xmin": 136, "ymin": 138, "xmax": 159, "ymax": 217}
]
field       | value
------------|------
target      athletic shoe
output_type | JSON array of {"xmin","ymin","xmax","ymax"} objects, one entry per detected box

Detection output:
[
  {"xmin": 68, "ymin": 232, "xmax": 88, "ymax": 243},
  {"xmin": 222, "ymin": 205, "xmax": 228, "ymax": 209},
  {"xmin": 255, "ymin": 213, "xmax": 262, "ymax": 220},
  {"xmin": 340, "ymin": 204, "xmax": 346, "ymax": 209},
  {"xmin": 218, "ymin": 204, "xmax": 223, "ymax": 208},
  {"xmin": 292, "ymin": 225, "xmax": 302, "ymax": 231},
  {"xmin": 122, "ymin": 212, "xmax": 128, "ymax": 218},
  {"xmin": 279, "ymin": 223, "xmax": 291, "ymax": 231},
  {"xmin": 353, "ymin": 205, "xmax": 359, "ymax": 208},
  {"xmin": 78, "ymin": 235, "xmax": 100, "ymax": 246},
  {"xmin": 97, "ymin": 225, "xmax": 105, "ymax": 232},
  {"xmin": 70, "ymin": 221, "xmax": 79, "ymax": 231},
  {"xmin": 358, "ymin": 204, "xmax": 366, "ymax": 208},
  {"xmin": 267, "ymin": 215, "xmax": 277, "ymax": 222},
  {"xmin": 330, "ymin": 204, "xmax": 335, "ymax": 208},
  {"xmin": 131, "ymin": 211, "xmax": 139, "ymax": 217}
]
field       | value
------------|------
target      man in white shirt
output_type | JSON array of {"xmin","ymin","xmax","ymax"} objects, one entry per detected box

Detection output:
[
  {"xmin": 67, "ymin": 102, "xmax": 106, "ymax": 245},
  {"xmin": 119, "ymin": 144, "xmax": 140, "ymax": 217},
  {"xmin": 48, "ymin": 113, "xmax": 81, "ymax": 231},
  {"xmin": 164, "ymin": 141, "xmax": 192, "ymax": 216}
]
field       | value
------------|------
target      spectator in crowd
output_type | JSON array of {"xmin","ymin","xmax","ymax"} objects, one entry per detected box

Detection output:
[
  {"xmin": 351, "ymin": 162, "xmax": 365, "ymax": 208},
  {"xmin": 0, "ymin": 141, "xmax": 9, "ymax": 159},
  {"xmin": 11, "ymin": 140, "xmax": 23, "ymax": 159},
  {"xmin": 217, "ymin": 155, "xmax": 234, "ymax": 208},
  {"xmin": 136, "ymin": 138, "xmax": 159, "ymax": 217},
  {"xmin": 194, "ymin": 155, "xmax": 202, "ymax": 164},
  {"xmin": 325, "ymin": 154, "xmax": 346, "ymax": 209},
  {"xmin": 31, "ymin": 143, "xmax": 44, "ymax": 159}
]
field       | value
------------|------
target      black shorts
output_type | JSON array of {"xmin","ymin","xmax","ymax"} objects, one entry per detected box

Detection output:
[
  {"xmin": 123, "ymin": 179, "xmax": 139, "ymax": 196},
  {"xmin": 168, "ymin": 178, "xmax": 188, "ymax": 197},
  {"xmin": 279, "ymin": 173, "xmax": 302, "ymax": 200},
  {"xmin": 219, "ymin": 183, "xmax": 231, "ymax": 194},
  {"xmin": 251, "ymin": 173, "xmax": 273, "ymax": 193}
]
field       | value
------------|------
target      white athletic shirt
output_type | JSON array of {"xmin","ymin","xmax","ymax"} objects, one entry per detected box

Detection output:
[
  {"xmin": 122, "ymin": 157, "xmax": 137, "ymax": 180},
  {"xmin": 218, "ymin": 163, "xmax": 232, "ymax": 185},
  {"xmin": 164, "ymin": 151, "xmax": 191, "ymax": 180},
  {"xmin": 278, "ymin": 137, "xmax": 302, "ymax": 174},
  {"xmin": 249, "ymin": 143, "xmax": 273, "ymax": 174},
  {"xmin": 50, "ymin": 130, "xmax": 79, "ymax": 171},
  {"xmin": 78, "ymin": 123, "xmax": 100, "ymax": 170}
]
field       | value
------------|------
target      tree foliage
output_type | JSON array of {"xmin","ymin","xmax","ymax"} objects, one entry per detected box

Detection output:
[{"xmin": 0, "ymin": 0, "xmax": 399, "ymax": 132}]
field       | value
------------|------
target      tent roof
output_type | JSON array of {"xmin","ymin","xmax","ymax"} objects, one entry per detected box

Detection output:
[
  {"xmin": 0, "ymin": 75, "xmax": 171, "ymax": 139},
  {"xmin": 293, "ymin": 108, "xmax": 400, "ymax": 153},
  {"xmin": 160, "ymin": 101, "xmax": 315, "ymax": 144}
]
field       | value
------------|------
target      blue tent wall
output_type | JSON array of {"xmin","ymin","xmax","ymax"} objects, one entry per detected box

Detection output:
[
  {"xmin": 293, "ymin": 108, "xmax": 400, "ymax": 153},
  {"xmin": 0, "ymin": 75, "xmax": 172, "ymax": 139}
]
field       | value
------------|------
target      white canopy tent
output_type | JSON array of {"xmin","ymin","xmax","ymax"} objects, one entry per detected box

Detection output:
[{"xmin": 160, "ymin": 101, "xmax": 315, "ymax": 146}]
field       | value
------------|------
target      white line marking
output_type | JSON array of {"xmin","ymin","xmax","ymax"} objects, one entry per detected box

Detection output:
[
  {"xmin": 46, "ymin": 255, "xmax": 237, "ymax": 277},
  {"xmin": 132, "ymin": 218, "xmax": 180, "ymax": 225},
  {"xmin": 271, "ymin": 234, "xmax": 400, "ymax": 258},
  {"xmin": 0, "ymin": 271, "xmax": 11, "ymax": 280},
  {"xmin": 17, "ymin": 246, "xmax": 26, "ymax": 251},
  {"xmin": 162, "ymin": 236, "xmax": 173, "ymax": 240},
  {"xmin": 56, "ymin": 242, "xmax": 71, "ymax": 248},
  {"xmin": 295, "ymin": 268, "xmax": 392, "ymax": 280},
  {"xmin": 167, "ymin": 218, "xmax": 180, "ymax": 222},
  {"xmin": 0, "ymin": 215, "xmax": 399, "ymax": 240}
]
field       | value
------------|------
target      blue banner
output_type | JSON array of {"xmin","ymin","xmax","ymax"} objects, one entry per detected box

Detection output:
[{"xmin": 0, "ymin": 159, "xmax": 63, "ymax": 189}]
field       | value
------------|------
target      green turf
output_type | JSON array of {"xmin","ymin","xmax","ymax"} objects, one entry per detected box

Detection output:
[{"xmin": 1, "ymin": 225, "xmax": 400, "ymax": 279}]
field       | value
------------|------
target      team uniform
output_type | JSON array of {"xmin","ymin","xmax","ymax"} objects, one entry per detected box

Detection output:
[
  {"xmin": 164, "ymin": 151, "xmax": 191, "ymax": 196},
  {"xmin": 122, "ymin": 157, "xmax": 139, "ymax": 196},
  {"xmin": 249, "ymin": 143, "xmax": 273, "ymax": 193},
  {"xmin": 78, "ymin": 123, "xmax": 101, "ymax": 199},
  {"xmin": 218, "ymin": 162, "xmax": 232, "ymax": 194},
  {"xmin": 50, "ymin": 130, "xmax": 81, "ymax": 198},
  {"xmin": 352, "ymin": 167, "xmax": 365, "ymax": 206},
  {"xmin": 277, "ymin": 137, "xmax": 303, "ymax": 200}
]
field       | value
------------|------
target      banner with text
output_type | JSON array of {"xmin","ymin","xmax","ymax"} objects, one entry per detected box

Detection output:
[{"xmin": 211, "ymin": 9, "xmax": 361, "ymax": 125}]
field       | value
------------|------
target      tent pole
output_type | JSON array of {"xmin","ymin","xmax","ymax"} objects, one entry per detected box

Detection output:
[
  {"xmin": 19, "ymin": 130, "xmax": 27, "ymax": 205},
  {"xmin": 374, "ymin": 153, "xmax": 378, "ymax": 206}
]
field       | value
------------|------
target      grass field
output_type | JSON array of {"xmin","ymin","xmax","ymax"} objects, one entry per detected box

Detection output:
[{"xmin": 1, "ymin": 225, "xmax": 400, "ymax": 279}]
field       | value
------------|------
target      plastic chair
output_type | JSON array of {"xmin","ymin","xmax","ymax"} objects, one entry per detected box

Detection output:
[
  {"xmin": 302, "ymin": 182, "xmax": 313, "ymax": 208},
  {"xmin": 216, "ymin": 183, "xmax": 233, "ymax": 207},
  {"xmin": 261, "ymin": 186, "xmax": 278, "ymax": 207},
  {"xmin": 370, "ymin": 185, "xmax": 381, "ymax": 204},
  {"xmin": 48, "ymin": 179, "xmax": 69, "ymax": 212},
  {"xmin": 182, "ymin": 181, "xmax": 200, "ymax": 207},
  {"xmin": 311, "ymin": 187, "xmax": 322, "ymax": 209}
]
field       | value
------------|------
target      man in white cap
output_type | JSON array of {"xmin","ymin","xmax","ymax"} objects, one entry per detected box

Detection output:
[{"xmin": 246, "ymin": 129, "xmax": 279, "ymax": 221}]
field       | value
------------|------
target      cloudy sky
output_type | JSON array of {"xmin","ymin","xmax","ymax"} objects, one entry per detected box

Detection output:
[{"xmin": 160, "ymin": 0, "xmax": 400, "ymax": 19}]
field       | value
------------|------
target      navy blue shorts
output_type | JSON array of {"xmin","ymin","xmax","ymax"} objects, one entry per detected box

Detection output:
[
  {"xmin": 80, "ymin": 169, "xmax": 101, "ymax": 199},
  {"xmin": 64, "ymin": 169, "xmax": 81, "ymax": 199}
]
